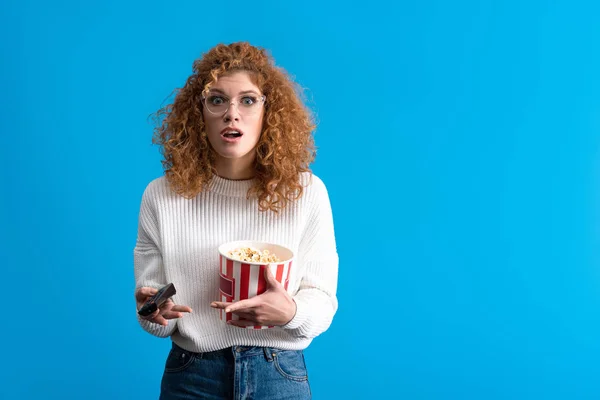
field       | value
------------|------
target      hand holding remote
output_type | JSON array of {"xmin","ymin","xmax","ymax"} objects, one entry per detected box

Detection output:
[{"xmin": 135, "ymin": 285, "xmax": 193, "ymax": 326}]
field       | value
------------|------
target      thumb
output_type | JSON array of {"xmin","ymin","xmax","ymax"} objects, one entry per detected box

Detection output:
[
  {"xmin": 135, "ymin": 286, "xmax": 157, "ymax": 301},
  {"xmin": 264, "ymin": 266, "xmax": 282, "ymax": 288}
]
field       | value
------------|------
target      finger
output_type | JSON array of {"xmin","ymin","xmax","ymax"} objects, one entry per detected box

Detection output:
[
  {"xmin": 227, "ymin": 319, "xmax": 261, "ymax": 328},
  {"xmin": 264, "ymin": 267, "xmax": 282, "ymax": 288},
  {"xmin": 135, "ymin": 287, "xmax": 158, "ymax": 300},
  {"xmin": 152, "ymin": 314, "xmax": 169, "ymax": 326},
  {"xmin": 159, "ymin": 302, "xmax": 172, "ymax": 316},
  {"xmin": 224, "ymin": 298, "xmax": 260, "ymax": 314},
  {"xmin": 211, "ymin": 301, "xmax": 233, "ymax": 310},
  {"xmin": 211, "ymin": 302, "xmax": 254, "ymax": 320},
  {"xmin": 232, "ymin": 311, "xmax": 255, "ymax": 320},
  {"xmin": 162, "ymin": 310, "xmax": 184, "ymax": 319},
  {"xmin": 170, "ymin": 305, "xmax": 193, "ymax": 313}
]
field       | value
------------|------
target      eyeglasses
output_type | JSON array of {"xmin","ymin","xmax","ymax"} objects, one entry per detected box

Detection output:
[{"xmin": 201, "ymin": 92, "xmax": 266, "ymax": 116}]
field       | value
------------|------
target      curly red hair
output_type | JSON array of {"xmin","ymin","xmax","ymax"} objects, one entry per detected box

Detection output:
[{"xmin": 151, "ymin": 42, "xmax": 316, "ymax": 213}]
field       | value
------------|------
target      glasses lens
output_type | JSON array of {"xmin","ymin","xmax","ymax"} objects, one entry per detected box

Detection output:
[
  {"xmin": 205, "ymin": 94, "xmax": 229, "ymax": 114},
  {"xmin": 237, "ymin": 95, "xmax": 263, "ymax": 115},
  {"xmin": 204, "ymin": 94, "xmax": 264, "ymax": 115}
]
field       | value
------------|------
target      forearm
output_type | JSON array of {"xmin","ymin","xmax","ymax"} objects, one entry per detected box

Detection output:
[
  {"xmin": 134, "ymin": 247, "xmax": 175, "ymax": 337},
  {"xmin": 281, "ymin": 259, "xmax": 338, "ymax": 339},
  {"xmin": 282, "ymin": 288, "xmax": 338, "ymax": 339},
  {"xmin": 136, "ymin": 310, "xmax": 177, "ymax": 337}
]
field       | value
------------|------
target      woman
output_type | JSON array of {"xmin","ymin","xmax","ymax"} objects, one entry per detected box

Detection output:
[{"xmin": 133, "ymin": 42, "xmax": 339, "ymax": 400}]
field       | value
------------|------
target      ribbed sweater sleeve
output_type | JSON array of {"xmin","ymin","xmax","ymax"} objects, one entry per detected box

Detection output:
[
  {"xmin": 133, "ymin": 182, "xmax": 177, "ymax": 338},
  {"xmin": 281, "ymin": 176, "xmax": 339, "ymax": 339}
]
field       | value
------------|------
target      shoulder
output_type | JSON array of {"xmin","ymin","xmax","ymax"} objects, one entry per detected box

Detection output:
[
  {"xmin": 143, "ymin": 176, "xmax": 172, "ymax": 195},
  {"xmin": 145, "ymin": 175, "xmax": 168, "ymax": 191},
  {"xmin": 298, "ymin": 172, "xmax": 331, "ymax": 207},
  {"xmin": 297, "ymin": 172, "xmax": 336, "ymax": 230},
  {"xmin": 139, "ymin": 176, "xmax": 173, "ymax": 206},
  {"xmin": 299, "ymin": 171, "xmax": 328, "ymax": 193}
]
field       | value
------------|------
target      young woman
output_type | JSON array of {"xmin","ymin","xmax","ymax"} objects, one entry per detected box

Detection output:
[{"xmin": 133, "ymin": 42, "xmax": 339, "ymax": 399}]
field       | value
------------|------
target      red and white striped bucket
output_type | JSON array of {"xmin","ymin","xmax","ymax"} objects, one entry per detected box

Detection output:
[{"xmin": 218, "ymin": 240, "xmax": 294, "ymax": 329}]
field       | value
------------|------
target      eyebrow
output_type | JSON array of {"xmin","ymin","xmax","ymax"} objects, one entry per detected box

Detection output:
[{"xmin": 208, "ymin": 88, "xmax": 261, "ymax": 96}]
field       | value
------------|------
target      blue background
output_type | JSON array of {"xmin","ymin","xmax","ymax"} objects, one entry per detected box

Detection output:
[{"xmin": 1, "ymin": 0, "xmax": 599, "ymax": 399}]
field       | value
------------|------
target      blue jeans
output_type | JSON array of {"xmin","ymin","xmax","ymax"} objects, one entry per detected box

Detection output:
[{"xmin": 159, "ymin": 342, "xmax": 312, "ymax": 400}]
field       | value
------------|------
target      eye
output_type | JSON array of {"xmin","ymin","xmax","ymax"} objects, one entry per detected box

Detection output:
[
  {"xmin": 207, "ymin": 95, "xmax": 226, "ymax": 105},
  {"xmin": 241, "ymin": 96, "xmax": 258, "ymax": 106}
]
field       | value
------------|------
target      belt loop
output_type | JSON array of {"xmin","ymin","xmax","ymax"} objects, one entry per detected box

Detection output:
[{"xmin": 263, "ymin": 347, "xmax": 274, "ymax": 362}]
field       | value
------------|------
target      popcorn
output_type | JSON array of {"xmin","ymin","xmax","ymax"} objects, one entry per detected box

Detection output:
[{"xmin": 227, "ymin": 247, "xmax": 281, "ymax": 263}]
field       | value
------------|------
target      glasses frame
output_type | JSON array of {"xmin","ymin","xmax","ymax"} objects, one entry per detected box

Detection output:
[{"xmin": 201, "ymin": 92, "xmax": 267, "ymax": 116}]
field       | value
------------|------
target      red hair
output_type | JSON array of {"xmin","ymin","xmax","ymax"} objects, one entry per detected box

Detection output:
[{"xmin": 151, "ymin": 42, "xmax": 316, "ymax": 212}]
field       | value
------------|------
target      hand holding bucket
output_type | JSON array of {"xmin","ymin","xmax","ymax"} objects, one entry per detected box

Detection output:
[{"xmin": 211, "ymin": 240, "xmax": 295, "ymax": 329}]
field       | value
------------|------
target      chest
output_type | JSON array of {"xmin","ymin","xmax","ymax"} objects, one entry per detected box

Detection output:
[{"xmin": 156, "ymin": 193, "xmax": 307, "ymax": 268}]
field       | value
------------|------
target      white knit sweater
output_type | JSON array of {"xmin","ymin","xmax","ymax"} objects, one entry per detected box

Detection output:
[{"xmin": 133, "ymin": 172, "xmax": 339, "ymax": 352}]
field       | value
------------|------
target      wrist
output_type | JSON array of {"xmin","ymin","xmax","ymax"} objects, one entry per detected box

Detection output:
[{"xmin": 283, "ymin": 297, "xmax": 297, "ymax": 325}]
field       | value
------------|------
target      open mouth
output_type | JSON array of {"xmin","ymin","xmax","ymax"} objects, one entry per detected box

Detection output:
[
  {"xmin": 220, "ymin": 128, "xmax": 244, "ymax": 140},
  {"xmin": 222, "ymin": 131, "xmax": 242, "ymax": 138}
]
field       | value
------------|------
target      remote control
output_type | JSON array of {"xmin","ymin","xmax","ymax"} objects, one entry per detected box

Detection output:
[{"xmin": 138, "ymin": 283, "xmax": 177, "ymax": 317}]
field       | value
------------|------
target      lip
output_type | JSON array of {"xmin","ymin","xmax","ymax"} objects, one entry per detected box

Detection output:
[
  {"xmin": 220, "ymin": 127, "xmax": 245, "ymax": 136},
  {"xmin": 220, "ymin": 127, "xmax": 244, "ymax": 143}
]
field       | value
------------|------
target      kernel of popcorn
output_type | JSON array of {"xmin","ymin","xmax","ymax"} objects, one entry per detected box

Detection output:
[{"xmin": 227, "ymin": 247, "xmax": 280, "ymax": 263}]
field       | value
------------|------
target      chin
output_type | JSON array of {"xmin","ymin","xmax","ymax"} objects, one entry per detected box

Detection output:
[{"xmin": 215, "ymin": 149, "xmax": 252, "ymax": 160}]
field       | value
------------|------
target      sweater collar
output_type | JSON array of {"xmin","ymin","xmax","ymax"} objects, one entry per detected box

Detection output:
[{"xmin": 207, "ymin": 174, "xmax": 256, "ymax": 198}]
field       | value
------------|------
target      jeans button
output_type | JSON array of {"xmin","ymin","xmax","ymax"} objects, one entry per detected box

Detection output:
[{"xmin": 236, "ymin": 347, "xmax": 244, "ymax": 352}]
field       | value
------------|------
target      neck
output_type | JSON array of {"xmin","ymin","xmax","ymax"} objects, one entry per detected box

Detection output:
[{"xmin": 214, "ymin": 155, "xmax": 255, "ymax": 180}]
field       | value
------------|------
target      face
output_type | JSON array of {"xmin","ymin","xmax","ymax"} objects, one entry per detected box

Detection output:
[{"xmin": 202, "ymin": 71, "xmax": 265, "ymax": 173}]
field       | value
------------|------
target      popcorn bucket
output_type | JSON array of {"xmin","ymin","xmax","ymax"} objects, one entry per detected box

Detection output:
[{"xmin": 218, "ymin": 240, "xmax": 294, "ymax": 329}]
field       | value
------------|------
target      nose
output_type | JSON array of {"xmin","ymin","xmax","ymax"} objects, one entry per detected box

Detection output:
[{"xmin": 223, "ymin": 100, "xmax": 241, "ymax": 122}]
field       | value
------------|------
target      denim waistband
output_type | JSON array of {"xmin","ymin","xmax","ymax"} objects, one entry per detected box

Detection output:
[{"xmin": 171, "ymin": 341, "xmax": 298, "ymax": 361}]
